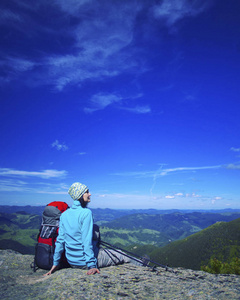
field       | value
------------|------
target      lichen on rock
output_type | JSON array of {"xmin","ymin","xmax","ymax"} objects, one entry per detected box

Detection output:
[{"xmin": 0, "ymin": 250, "xmax": 240, "ymax": 299}]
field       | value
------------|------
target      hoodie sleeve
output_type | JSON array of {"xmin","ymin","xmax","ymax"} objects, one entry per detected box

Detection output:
[
  {"xmin": 53, "ymin": 216, "xmax": 65, "ymax": 266},
  {"xmin": 81, "ymin": 209, "xmax": 97, "ymax": 269}
]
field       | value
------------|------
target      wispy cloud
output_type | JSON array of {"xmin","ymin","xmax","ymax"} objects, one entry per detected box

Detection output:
[
  {"xmin": 0, "ymin": 56, "xmax": 36, "ymax": 85},
  {"xmin": 0, "ymin": 168, "xmax": 67, "ymax": 178},
  {"xmin": 225, "ymin": 164, "xmax": 240, "ymax": 170},
  {"xmin": 120, "ymin": 105, "xmax": 151, "ymax": 114},
  {"xmin": 84, "ymin": 92, "xmax": 150, "ymax": 114},
  {"xmin": 230, "ymin": 147, "xmax": 240, "ymax": 152},
  {"xmin": 112, "ymin": 164, "xmax": 222, "ymax": 178},
  {"xmin": 84, "ymin": 93, "xmax": 122, "ymax": 113},
  {"xmin": 78, "ymin": 152, "xmax": 86, "ymax": 156},
  {"xmin": 165, "ymin": 195, "xmax": 175, "ymax": 199},
  {"xmin": 111, "ymin": 164, "xmax": 237, "ymax": 207},
  {"xmin": 53, "ymin": 0, "xmax": 92, "ymax": 15},
  {"xmin": 158, "ymin": 165, "xmax": 222, "ymax": 176},
  {"xmin": 46, "ymin": 1, "xmax": 142, "ymax": 91},
  {"xmin": 37, "ymin": 190, "xmax": 67, "ymax": 195},
  {"xmin": 0, "ymin": 178, "xmax": 68, "ymax": 195},
  {"xmin": 0, "ymin": 179, "xmax": 30, "ymax": 192},
  {"xmin": 51, "ymin": 140, "xmax": 68, "ymax": 151},
  {"xmin": 1, "ymin": 0, "xmax": 212, "ymax": 91},
  {"xmin": 94, "ymin": 193, "xmax": 153, "ymax": 209},
  {"xmin": 1, "ymin": 0, "xmax": 141, "ymax": 90},
  {"xmin": 163, "ymin": 193, "xmax": 225, "ymax": 207},
  {"xmin": 46, "ymin": 0, "xmax": 211, "ymax": 91},
  {"xmin": 93, "ymin": 191, "xmax": 226, "ymax": 209},
  {"xmin": 0, "ymin": 8, "xmax": 23, "ymax": 23},
  {"xmin": 4, "ymin": 57, "xmax": 35, "ymax": 72},
  {"xmin": 152, "ymin": 0, "xmax": 211, "ymax": 26}
]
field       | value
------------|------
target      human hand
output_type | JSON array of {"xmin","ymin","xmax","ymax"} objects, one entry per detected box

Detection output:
[
  {"xmin": 43, "ymin": 265, "xmax": 58, "ymax": 276},
  {"xmin": 87, "ymin": 268, "xmax": 100, "ymax": 275}
]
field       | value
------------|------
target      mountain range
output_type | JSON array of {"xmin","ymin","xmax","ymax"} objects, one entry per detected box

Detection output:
[{"xmin": 0, "ymin": 206, "xmax": 240, "ymax": 270}]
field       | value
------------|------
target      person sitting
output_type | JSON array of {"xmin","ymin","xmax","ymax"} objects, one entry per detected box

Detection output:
[{"xmin": 44, "ymin": 182, "xmax": 130, "ymax": 276}]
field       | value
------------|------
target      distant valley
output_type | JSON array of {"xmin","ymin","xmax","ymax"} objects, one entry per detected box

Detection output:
[{"xmin": 0, "ymin": 205, "xmax": 240, "ymax": 270}]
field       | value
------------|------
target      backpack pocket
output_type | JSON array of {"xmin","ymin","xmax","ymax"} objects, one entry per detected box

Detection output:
[{"xmin": 35, "ymin": 243, "xmax": 54, "ymax": 270}]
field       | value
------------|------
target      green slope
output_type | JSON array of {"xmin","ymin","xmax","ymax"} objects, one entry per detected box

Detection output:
[
  {"xmin": 149, "ymin": 218, "xmax": 240, "ymax": 270},
  {"xmin": 1, "ymin": 210, "xmax": 240, "ymax": 259},
  {"xmin": 0, "ymin": 212, "xmax": 40, "ymax": 254},
  {"xmin": 0, "ymin": 239, "xmax": 35, "ymax": 254},
  {"xmin": 101, "ymin": 212, "xmax": 240, "ymax": 247},
  {"xmin": 100, "ymin": 227, "xmax": 169, "ymax": 247}
]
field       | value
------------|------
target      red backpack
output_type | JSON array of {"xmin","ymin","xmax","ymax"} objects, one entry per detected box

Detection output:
[{"xmin": 32, "ymin": 201, "xmax": 69, "ymax": 271}]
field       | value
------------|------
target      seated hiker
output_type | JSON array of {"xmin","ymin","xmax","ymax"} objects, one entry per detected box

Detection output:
[{"xmin": 44, "ymin": 182, "xmax": 130, "ymax": 276}]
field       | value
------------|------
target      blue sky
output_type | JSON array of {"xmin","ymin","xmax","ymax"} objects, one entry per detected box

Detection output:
[{"xmin": 0, "ymin": 0, "xmax": 240, "ymax": 209}]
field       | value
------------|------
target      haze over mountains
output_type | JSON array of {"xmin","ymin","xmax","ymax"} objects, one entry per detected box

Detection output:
[{"xmin": 0, "ymin": 206, "xmax": 240, "ymax": 270}]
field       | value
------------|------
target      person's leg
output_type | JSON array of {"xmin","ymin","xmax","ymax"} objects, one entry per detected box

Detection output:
[
  {"xmin": 93, "ymin": 225, "xmax": 143, "ymax": 268},
  {"xmin": 97, "ymin": 247, "xmax": 131, "ymax": 268}
]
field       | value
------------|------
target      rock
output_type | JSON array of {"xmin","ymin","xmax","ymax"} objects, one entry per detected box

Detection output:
[{"xmin": 0, "ymin": 249, "xmax": 240, "ymax": 299}]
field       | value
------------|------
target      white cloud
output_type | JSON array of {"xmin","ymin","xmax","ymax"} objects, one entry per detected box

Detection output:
[
  {"xmin": 0, "ymin": 56, "xmax": 36, "ymax": 85},
  {"xmin": 112, "ymin": 164, "xmax": 222, "ymax": 178},
  {"xmin": 92, "ymin": 191, "xmax": 230, "ymax": 210},
  {"xmin": 47, "ymin": 1, "xmax": 142, "ymax": 91},
  {"xmin": 159, "ymin": 165, "xmax": 222, "ymax": 176},
  {"xmin": 84, "ymin": 93, "xmax": 151, "ymax": 114},
  {"xmin": 0, "ymin": 178, "xmax": 69, "ymax": 196},
  {"xmin": 175, "ymin": 192, "xmax": 183, "ymax": 196},
  {"xmin": 53, "ymin": 0, "xmax": 91, "ymax": 15},
  {"xmin": 1, "ymin": 0, "xmax": 143, "ymax": 91},
  {"xmin": 84, "ymin": 93, "xmax": 122, "ymax": 113},
  {"xmin": 0, "ymin": 0, "xmax": 213, "ymax": 91},
  {"xmin": 214, "ymin": 196, "xmax": 222, "ymax": 200},
  {"xmin": 0, "ymin": 8, "xmax": 23, "ymax": 23},
  {"xmin": 121, "ymin": 105, "xmax": 151, "ymax": 114},
  {"xmin": 211, "ymin": 196, "xmax": 223, "ymax": 205},
  {"xmin": 225, "ymin": 164, "xmax": 240, "ymax": 170},
  {"xmin": 166, "ymin": 192, "xmax": 201, "ymax": 199},
  {"xmin": 112, "ymin": 170, "xmax": 154, "ymax": 178},
  {"xmin": 185, "ymin": 193, "xmax": 201, "ymax": 198},
  {"xmin": 47, "ymin": 53, "xmax": 123, "ymax": 91},
  {"xmin": 0, "ymin": 179, "xmax": 30, "ymax": 192},
  {"xmin": 6, "ymin": 57, "xmax": 35, "ymax": 72},
  {"xmin": 165, "ymin": 195, "xmax": 175, "ymax": 199},
  {"xmin": 230, "ymin": 147, "xmax": 240, "ymax": 152},
  {"xmin": 152, "ymin": 0, "xmax": 211, "ymax": 26},
  {"xmin": 93, "ymin": 193, "xmax": 156, "ymax": 209},
  {"xmin": 0, "ymin": 168, "xmax": 67, "ymax": 179},
  {"xmin": 51, "ymin": 140, "xmax": 68, "ymax": 151},
  {"xmin": 37, "ymin": 190, "xmax": 67, "ymax": 195}
]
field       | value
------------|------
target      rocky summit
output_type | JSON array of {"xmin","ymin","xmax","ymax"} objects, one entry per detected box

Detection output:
[{"xmin": 0, "ymin": 250, "xmax": 240, "ymax": 299}]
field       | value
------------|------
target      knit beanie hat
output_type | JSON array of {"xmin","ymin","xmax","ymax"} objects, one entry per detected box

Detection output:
[{"xmin": 68, "ymin": 182, "xmax": 88, "ymax": 200}]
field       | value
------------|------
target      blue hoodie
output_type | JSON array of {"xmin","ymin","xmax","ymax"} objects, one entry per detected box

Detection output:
[{"xmin": 53, "ymin": 201, "xmax": 97, "ymax": 269}]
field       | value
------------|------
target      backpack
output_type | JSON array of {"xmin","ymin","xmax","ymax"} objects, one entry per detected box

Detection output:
[{"xmin": 32, "ymin": 201, "xmax": 69, "ymax": 272}]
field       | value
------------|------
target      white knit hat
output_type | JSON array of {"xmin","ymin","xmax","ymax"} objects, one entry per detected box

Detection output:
[{"xmin": 68, "ymin": 182, "xmax": 88, "ymax": 200}]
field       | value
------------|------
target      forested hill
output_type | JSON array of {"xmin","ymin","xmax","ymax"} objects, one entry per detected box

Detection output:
[
  {"xmin": 148, "ymin": 217, "xmax": 240, "ymax": 270},
  {"xmin": 102, "ymin": 212, "xmax": 240, "ymax": 241}
]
